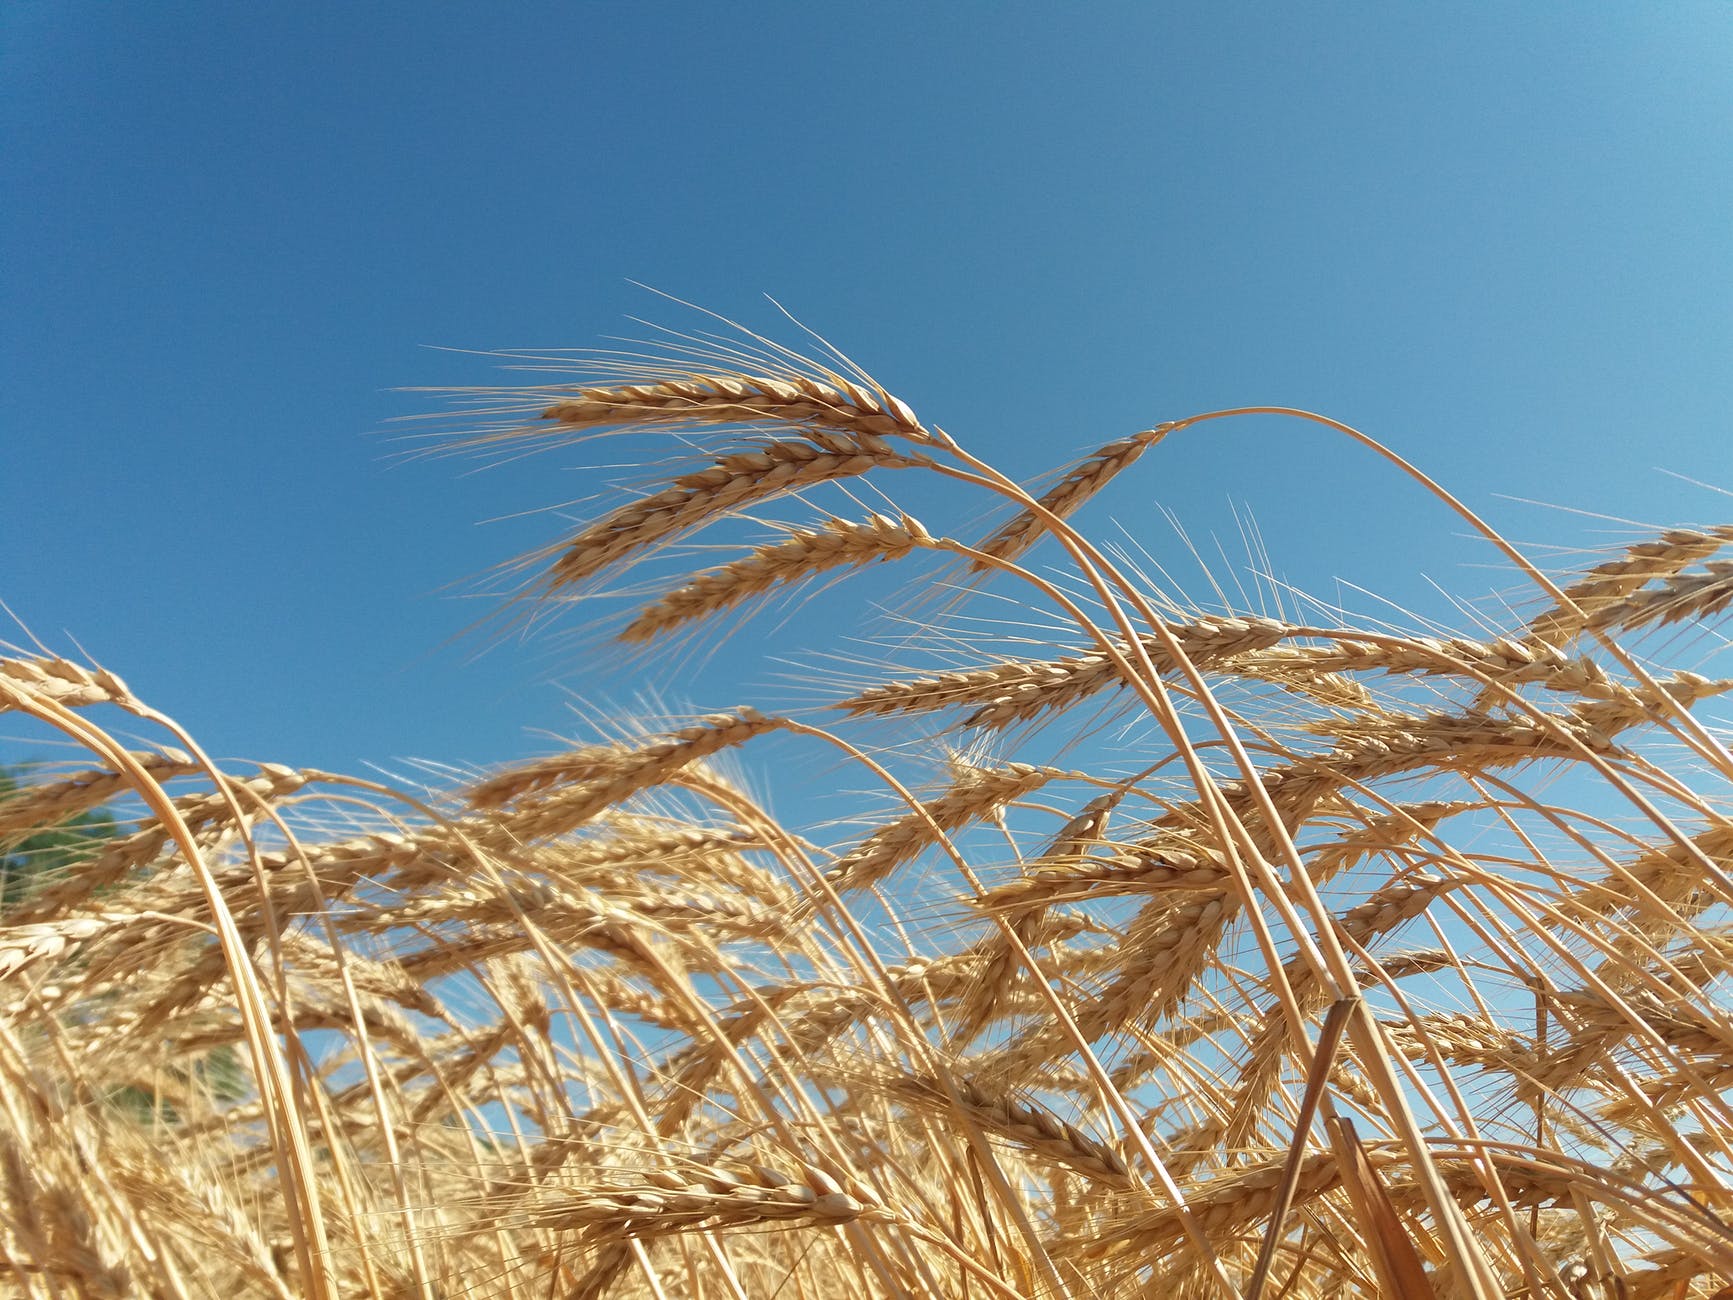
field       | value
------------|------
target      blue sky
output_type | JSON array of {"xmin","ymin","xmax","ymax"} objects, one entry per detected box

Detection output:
[{"xmin": 2, "ymin": 3, "xmax": 1729, "ymax": 778}]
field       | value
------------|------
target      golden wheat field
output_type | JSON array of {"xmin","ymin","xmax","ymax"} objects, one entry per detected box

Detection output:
[{"xmin": 2, "ymin": 325, "xmax": 1732, "ymax": 1300}]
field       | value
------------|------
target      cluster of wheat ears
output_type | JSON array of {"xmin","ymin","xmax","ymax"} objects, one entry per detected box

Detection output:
[{"xmin": 2, "ymin": 323, "xmax": 1732, "ymax": 1300}]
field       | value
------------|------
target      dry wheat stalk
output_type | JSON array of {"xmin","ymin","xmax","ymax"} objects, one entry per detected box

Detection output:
[
  {"xmin": 1594, "ymin": 820, "xmax": 1733, "ymax": 928},
  {"xmin": 537, "ymin": 373, "xmax": 930, "ymax": 445},
  {"xmin": 8, "ymin": 762, "xmax": 314, "ymax": 925},
  {"xmin": 1067, "ymin": 1152, "xmax": 1345, "ymax": 1263},
  {"xmin": 541, "ymin": 436, "xmax": 936, "ymax": 594},
  {"xmin": 1227, "ymin": 875, "xmax": 1448, "ymax": 1146},
  {"xmin": 1589, "ymin": 559, "xmax": 1733, "ymax": 632},
  {"xmin": 1260, "ymin": 635, "xmax": 1626, "ymax": 697},
  {"xmin": 0, "ymin": 751, "xmax": 198, "ymax": 844},
  {"xmin": 1380, "ymin": 1014, "xmax": 1539, "ymax": 1077},
  {"xmin": 950, "ymin": 792, "xmax": 1122, "ymax": 1047},
  {"xmin": 972, "ymin": 425, "xmax": 1176, "ymax": 565},
  {"xmin": 885, "ymin": 1073, "xmax": 1131, "ymax": 1187},
  {"xmin": 622, "ymin": 512, "xmax": 936, "ymax": 643},
  {"xmin": 824, "ymin": 760, "xmax": 1057, "ymax": 894},
  {"xmin": 975, "ymin": 837, "xmax": 1228, "ymax": 910},
  {"xmin": 504, "ymin": 1159, "xmax": 891, "ymax": 1237},
  {"xmin": 1524, "ymin": 527, "xmax": 1733, "ymax": 645},
  {"xmin": 8, "ymin": 336, "xmax": 1732, "ymax": 1300},
  {"xmin": 0, "ymin": 657, "xmax": 133, "ymax": 710},
  {"xmin": 540, "ymin": 820, "xmax": 762, "ymax": 874},
  {"xmin": 0, "ymin": 915, "xmax": 113, "ymax": 980},
  {"xmin": 833, "ymin": 615, "xmax": 1293, "ymax": 727},
  {"xmin": 467, "ymin": 709, "xmax": 778, "ymax": 811}
]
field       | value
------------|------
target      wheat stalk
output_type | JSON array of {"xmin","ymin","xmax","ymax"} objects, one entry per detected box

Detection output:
[
  {"xmin": 7, "ymin": 331, "xmax": 1730, "ymax": 1300},
  {"xmin": 622, "ymin": 512, "xmax": 935, "ymax": 642}
]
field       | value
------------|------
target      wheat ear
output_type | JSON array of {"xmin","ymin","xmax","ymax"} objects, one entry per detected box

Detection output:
[
  {"xmin": 0, "ymin": 657, "xmax": 132, "ymax": 710},
  {"xmin": 971, "ymin": 424, "xmax": 1176, "ymax": 565},
  {"xmin": 509, "ymin": 1160, "xmax": 889, "ymax": 1237},
  {"xmin": 1524, "ymin": 527, "xmax": 1733, "ymax": 645},
  {"xmin": 543, "ymin": 435, "xmax": 936, "ymax": 593},
  {"xmin": 468, "ymin": 709, "xmax": 778, "ymax": 811},
  {"xmin": 0, "ymin": 751, "xmax": 197, "ymax": 844},
  {"xmin": 538, "ymin": 373, "xmax": 930, "ymax": 444},
  {"xmin": 824, "ymin": 761, "xmax": 1056, "ymax": 894},
  {"xmin": 622, "ymin": 512, "xmax": 936, "ymax": 642}
]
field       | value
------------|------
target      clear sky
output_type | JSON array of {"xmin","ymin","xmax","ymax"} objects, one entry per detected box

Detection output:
[{"xmin": 3, "ymin": 3, "xmax": 1729, "ymax": 778}]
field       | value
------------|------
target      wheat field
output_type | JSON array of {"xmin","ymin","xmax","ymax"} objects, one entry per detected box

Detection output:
[{"xmin": 2, "ymin": 327, "xmax": 1731, "ymax": 1299}]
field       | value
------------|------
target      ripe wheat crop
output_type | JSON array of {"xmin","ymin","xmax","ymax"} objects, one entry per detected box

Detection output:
[{"xmin": 2, "ymin": 320, "xmax": 1731, "ymax": 1299}]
